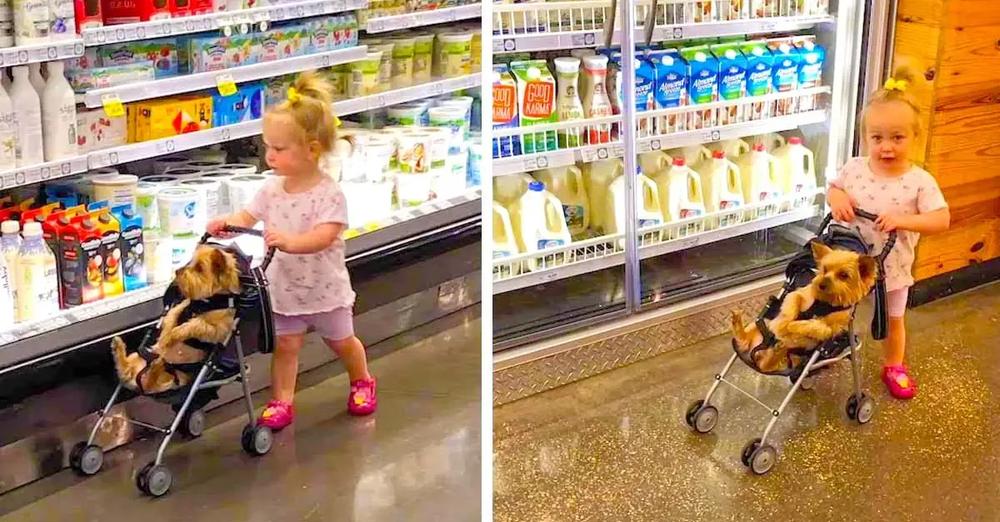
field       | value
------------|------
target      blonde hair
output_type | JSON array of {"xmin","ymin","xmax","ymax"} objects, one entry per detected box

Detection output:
[
  {"xmin": 264, "ymin": 70, "xmax": 338, "ymax": 153},
  {"xmin": 862, "ymin": 66, "xmax": 921, "ymax": 134}
]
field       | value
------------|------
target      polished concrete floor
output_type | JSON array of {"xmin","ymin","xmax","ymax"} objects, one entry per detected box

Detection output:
[
  {"xmin": 0, "ymin": 309, "xmax": 481, "ymax": 522},
  {"xmin": 494, "ymin": 283, "xmax": 1000, "ymax": 521}
]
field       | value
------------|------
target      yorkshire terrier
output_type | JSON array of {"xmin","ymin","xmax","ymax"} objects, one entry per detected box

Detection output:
[
  {"xmin": 731, "ymin": 241, "xmax": 878, "ymax": 373},
  {"xmin": 112, "ymin": 246, "xmax": 242, "ymax": 394}
]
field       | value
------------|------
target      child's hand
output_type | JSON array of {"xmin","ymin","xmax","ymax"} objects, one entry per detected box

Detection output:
[
  {"xmin": 828, "ymin": 187, "xmax": 857, "ymax": 222},
  {"xmin": 207, "ymin": 217, "xmax": 235, "ymax": 238},
  {"xmin": 264, "ymin": 229, "xmax": 294, "ymax": 252},
  {"xmin": 875, "ymin": 213, "xmax": 907, "ymax": 233}
]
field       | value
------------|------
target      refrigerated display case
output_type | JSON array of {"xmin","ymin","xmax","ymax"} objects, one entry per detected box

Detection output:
[
  {"xmin": 491, "ymin": 0, "xmax": 872, "ymax": 350},
  {"xmin": 0, "ymin": 0, "xmax": 482, "ymax": 493}
]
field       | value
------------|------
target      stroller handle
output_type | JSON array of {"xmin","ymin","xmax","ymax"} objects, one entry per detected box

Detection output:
[
  {"xmin": 200, "ymin": 225, "xmax": 277, "ymax": 272},
  {"xmin": 819, "ymin": 207, "xmax": 897, "ymax": 263}
]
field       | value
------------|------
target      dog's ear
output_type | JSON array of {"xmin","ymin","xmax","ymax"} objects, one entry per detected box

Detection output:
[
  {"xmin": 810, "ymin": 241, "xmax": 832, "ymax": 262},
  {"xmin": 210, "ymin": 248, "xmax": 228, "ymax": 274},
  {"xmin": 858, "ymin": 255, "xmax": 877, "ymax": 286}
]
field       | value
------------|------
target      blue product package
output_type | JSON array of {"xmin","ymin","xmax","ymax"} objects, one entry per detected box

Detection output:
[
  {"xmin": 88, "ymin": 200, "xmax": 108, "ymax": 212},
  {"xmin": 111, "ymin": 204, "xmax": 146, "ymax": 292},
  {"xmin": 795, "ymin": 38, "xmax": 826, "ymax": 111},
  {"xmin": 740, "ymin": 41, "xmax": 774, "ymax": 120},
  {"xmin": 492, "ymin": 64, "xmax": 520, "ymax": 158},
  {"xmin": 212, "ymin": 82, "xmax": 265, "ymax": 127},
  {"xmin": 649, "ymin": 50, "xmax": 688, "ymax": 133},
  {"xmin": 45, "ymin": 185, "xmax": 79, "ymax": 208},
  {"xmin": 711, "ymin": 44, "xmax": 748, "ymax": 125},
  {"xmin": 768, "ymin": 40, "xmax": 801, "ymax": 115},
  {"xmin": 680, "ymin": 46, "xmax": 719, "ymax": 128}
]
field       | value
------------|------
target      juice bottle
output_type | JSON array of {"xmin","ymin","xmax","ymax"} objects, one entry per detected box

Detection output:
[
  {"xmin": 580, "ymin": 54, "xmax": 613, "ymax": 144},
  {"xmin": 111, "ymin": 204, "xmax": 147, "ymax": 292},
  {"xmin": 65, "ymin": 214, "xmax": 104, "ymax": 305},
  {"xmin": 553, "ymin": 57, "xmax": 584, "ymax": 148},
  {"xmin": 14, "ymin": 222, "xmax": 59, "ymax": 322},
  {"xmin": 92, "ymin": 208, "xmax": 125, "ymax": 297}
]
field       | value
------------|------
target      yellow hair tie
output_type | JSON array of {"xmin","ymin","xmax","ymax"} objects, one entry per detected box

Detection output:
[
  {"xmin": 333, "ymin": 114, "xmax": 341, "ymax": 127},
  {"xmin": 884, "ymin": 77, "xmax": 909, "ymax": 92},
  {"xmin": 286, "ymin": 86, "xmax": 301, "ymax": 104}
]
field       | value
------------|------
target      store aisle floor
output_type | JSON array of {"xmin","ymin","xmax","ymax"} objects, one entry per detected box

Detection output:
[
  {"xmin": 0, "ymin": 309, "xmax": 481, "ymax": 522},
  {"xmin": 494, "ymin": 284, "xmax": 1000, "ymax": 521}
]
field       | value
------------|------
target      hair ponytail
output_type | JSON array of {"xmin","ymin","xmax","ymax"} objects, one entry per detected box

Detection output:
[
  {"xmin": 863, "ymin": 65, "xmax": 921, "ymax": 132},
  {"xmin": 266, "ymin": 70, "xmax": 338, "ymax": 154}
]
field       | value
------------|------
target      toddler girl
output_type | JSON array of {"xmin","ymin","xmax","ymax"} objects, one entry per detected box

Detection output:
[
  {"xmin": 208, "ymin": 71, "xmax": 376, "ymax": 429},
  {"xmin": 827, "ymin": 68, "xmax": 950, "ymax": 399}
]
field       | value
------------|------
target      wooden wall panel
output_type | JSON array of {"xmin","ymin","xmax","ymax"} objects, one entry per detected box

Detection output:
[{"xmin": 893, "ymin": 0, "xmax": 1000, "ymax": 282}]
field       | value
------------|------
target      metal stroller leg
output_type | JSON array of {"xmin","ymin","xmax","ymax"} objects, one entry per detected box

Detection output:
[
  {"xmin": 154, "ymin": 364, "xmax": 213, "ymax": 466},
  {"xmin": 759, "ymin": 350, "xmax": 823, "ymax": 445},
  {"xmin": 702, "ymin": 352, "xmax": 740, "ymax": 405},
  {"xmin": 233, "ymin": 335, "xmax": 257, "ymax": 423},
  {"xmin": 848, "ymin": 328, "xmax": 863, "ymax": 398},
  {"xmin": 87, "ymin": 382, "xmax": 124, "ymax": 446}
]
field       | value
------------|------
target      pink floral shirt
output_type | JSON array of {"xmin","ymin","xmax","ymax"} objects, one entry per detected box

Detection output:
[
  {"xmin": 247, "ymin": 175, "xmax": 355, "ymax": 315},
  {"xmin": 829, "ymin": 157, "xmax": 948, "ymax": 292}
]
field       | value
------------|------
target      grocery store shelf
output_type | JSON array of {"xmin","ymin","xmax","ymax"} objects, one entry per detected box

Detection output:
[
  {"xmin": 492, "ymin": 194, "xmax": 820, "ymax": 294},
  {"xmin": 0, "ymin": 283, "xmax": 170, "ymax": 347},
  {"xmin": 81, "ymin": 45, "xmax": 367, "ymax": 107},
  {"xmin": 0, "ymin": 156, "xmax": 90, "ymax": 191},
  {"xmin": 365, "ymin": 3, "xmax": 481, "ymax": 33},
  {"xmin": 88, "ymin": 119, "xmax": 263, "ymax": 169},
  {"xmin": 492, "ymin": 0, "xmax": 832, "ymax": 53},
  {"xmin": 0, "ymin": 39, "xmax": 85, "ymax": 67},
  {"xmin": 493, "ymin": 103, "xmax": 830, "ymax": 176},
  {"xmin": 82, "ymin": 0, "xmax": 368, "ymax": 46},
  {"xmin": 333, "ymin": 74, "xmax": 481, "ymax": 115}
]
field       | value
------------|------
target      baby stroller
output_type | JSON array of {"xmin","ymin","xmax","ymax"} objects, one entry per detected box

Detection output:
[
  {"xmin": 683, "ymin": 209, "xmax": 897, "ymax": 475},
  {"xmin": 69, "ymin": 226, "xmax": 276, "ymax": 496}
]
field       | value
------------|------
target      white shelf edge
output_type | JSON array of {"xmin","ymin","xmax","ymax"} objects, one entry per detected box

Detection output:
[
  {"xmin": 333, "ymin": 74, "xmax": 481, "ymax": 115},
  {"xmin": 492, "ymin": 109, "xmax": 829, "ymax": 176},
  {"xmin": 366, "ymin": 4, "xmax": 482, "ymax": 33},
  {"xmin": 82, "ymin": 0, "xmax": 369, "ymax": 46},
  {"xmin": 492, "ymin": 15, "xmax": 833, "ymax": 53},
  {"xmin": 82, "ymin": 45, "xmax": 368, "ymax": 107},
  {"xmin": 0, "ymin": 40, "xmax": 85, "ymax": 68},
  {"xmin": 492, "ymin": 205, "xmax": 819, "ymax": 294},
  {"xmin": 0, "ymin": 156, "xmax": 91, "ymax": 191}
]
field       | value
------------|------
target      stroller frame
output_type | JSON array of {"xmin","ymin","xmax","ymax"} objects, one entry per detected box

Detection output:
[
  {"xmin": 684, "ymin": 209, "xmax": 896, "ymax": 475},
  {"xmin": 69, "ymin": 226, "xmax": 277, "ymax": 497}
]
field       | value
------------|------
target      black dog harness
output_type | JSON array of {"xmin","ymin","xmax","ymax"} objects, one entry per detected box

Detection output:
[{"xmin": 134, "ymin": 293, "xmax": 237, "ymax": 395}]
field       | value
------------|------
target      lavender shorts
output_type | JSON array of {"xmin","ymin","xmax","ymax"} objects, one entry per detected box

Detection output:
[
  {"xmin": 886, "ymin": 288, "xmax": 909, "ymax": 318},
  {"xmin": 273, "ymin": 307, "xmax": 355, "ymax": 341}
]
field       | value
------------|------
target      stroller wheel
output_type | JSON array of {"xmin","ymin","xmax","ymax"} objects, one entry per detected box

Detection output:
[
  {"xmin": 180, "ymin": 409, "xmax": 206, "ymax": 438},
  {"xmin": 685, "ymin": 400, "xmax": 718, "ymax": 434},
  {"xmin": 69, "ymin": 442, "xmax": 104, "ymax": 476},
  {"xmin": 749, "ymin": 444, "xmax": 778, "ymax": 475},
  {"xmin": 241, "ymin": 424, "xmax": 273, "ymax": 456},
  {"xmin": 740, "ymin": 438, "xmax": 762, "ymax": 467},
  {"xmin": 796, "ymin": 375, "xmax": 816, "ymax": 391},
  {"xmin": 846, "ymin": 393, "xmax": 874, "ymax": 424},
  {"xmin": 137, "ymin": 463, "xmax": 172, "ymax": 497}
]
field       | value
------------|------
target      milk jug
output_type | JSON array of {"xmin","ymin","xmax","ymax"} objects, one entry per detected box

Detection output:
[
  {"xmin": 2, "ymin": 220, "xmax": 20, "ymax": 321},
  {"xmin": 735, "ymin": 143, "xmax": 781, "ymax": 206},
  {"xmin": 582, "ymin": 159, "xmax": 623, "ymax": 234},
  {"xmin": 754, "ymin": 132, "xmax": 785, "ymax": 151},
  {"xmin": 708, "ymin": 138, "xmax": 750, "ymax": 160},
  {"xmin": 492, "ymin": 201, "xmax": 519, "ymax": 259},
  {"xmin": 581, "ymin": 54, "xmax": 613, "ymax": 144},
  {"xmin": 0, "ymin": 246, "xmax": 12, "ymax": 329},
  {"xmin": 14, "ymin": 221, "xmax": 58, "ymax": 322},
  {"xmin": 772, "ymin": 136, "xmax": 816, "ymax": 196},
  {"xmin": 533, "ymin": 166, "xmax": 589, "ymax": 238},
  {"xmin": 553, "ymin": 57, "xmax": 584, "ymax": 148},
  {"xmin": 695, "ymin": 150, "xmax": 745, "ymax": 212},
  {"xmin": 493, "ymin": 172, "xmax": 536, "ymax": 207},
  {"xmin": 606, "ymin": 167, "xmax": 663, "ymax": 241},
  {"xmin": 657, "ymin": 157, "xmax": 707, "ymax": 222},
  {"xmin": 638, "ymin": 150, "xmax": 672, "ymax": 178},
  {"xmin": 669, "ymin": 145, "xmax": 710, "ymax": 166},
  {"xmin": 508, "ymin": 181, "xmax": 572, "ymax": 270}
]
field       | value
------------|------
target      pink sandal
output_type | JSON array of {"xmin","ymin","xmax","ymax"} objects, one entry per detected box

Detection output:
[
  {"xmin": 348, "ymin": 378, "xmax": 377, "ymax": 416},
  {"xmin": 258, "ymin": 400, "xmax": 295, "ymax": 430},
  {"xmin": 882, "ymin": 365, "xmax": 917, "ymax": 400}
]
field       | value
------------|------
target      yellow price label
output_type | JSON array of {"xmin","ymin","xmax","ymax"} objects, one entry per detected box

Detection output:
[
  {"xmin": 216, "ymin": 74, "xmax": 238, "ymax": 97},
  {"xmin": 101, "ymin": 94, "xmax": 125, "ymax": 118},
  {"xmin": 343, "ymin": 229, "xmax": 361, "ymax": 240},
  {"xmin": 363, "ymin": 222, "xmax": 381, "ymax": 232}
]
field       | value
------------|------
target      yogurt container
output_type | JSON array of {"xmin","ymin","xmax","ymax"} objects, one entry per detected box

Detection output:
[
  {"xmin": 135, "ymin": 182, "xmax": 160, "ymax": 230},
  {"xmin": 428, "ymin": 105, "xmax": 467, "ymax": 153},
  {"xmin": 412, "ymin": 33, "xmax": 435, "ymax": 83},
  {"xmin": 396, "ymin": 131, "xmax": 431, "ymax": 174},
  {"xmin": 348, "ymin": 51, "xmax": 383, "ymax": 97},
  {"xmin": 365, "ymin": 41, "xmax": 395, "ymax": 93},
  {"xmin": 170, "ymin": 233, "xmax": 199, "ymax": 270},
  {"xmin": 140, "ymin": 175, "xmax": 180, "ymax": 186},
  {"xmin": 439, "ymin": 32, "xmax": 473, "ymax": 77},
  {"xmin": 386, "ymin": 35, "xmax": 415, "ymax": 88},
  {"xmin": 156, "ymin": 186, "xmax": 200, "ymax": 235},
  {"xmin": 179, "ymin": 178, "xmax": 222, "ymax": 219},
  {"xmin": 197, "ymin": 171, "xmax": 237, "ymax": 215},
  {"xmin": 91, "ymin": 174, "xmax": 138, "ymax": 209},
  {"xmin": 386, "ymin": 104, "xmax": 426, "ymax": 126}
]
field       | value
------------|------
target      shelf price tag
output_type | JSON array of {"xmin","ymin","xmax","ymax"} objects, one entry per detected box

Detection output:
[
  {"xmin": 101, "ymin": 94, "xmax": 125, "ymax": 118},
  {"xmin": 216, "ymin": 74, "xmax": 238, "ymax": 97}
]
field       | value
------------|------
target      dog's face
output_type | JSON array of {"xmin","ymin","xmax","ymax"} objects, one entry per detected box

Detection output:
[
  {"xmin": 174, "ymin": 246, "xmax": 241, "ymax": 300},
  {"xmin": 810, "ymin": 242, "xmax": 877, "ymax": 307}
]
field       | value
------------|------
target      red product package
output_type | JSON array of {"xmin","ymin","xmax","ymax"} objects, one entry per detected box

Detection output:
[
  {"xmin": 101, "ymin": 0, "xmax": 171, "ymax": 25},
  {"xmin": 75, "ymin": 0, "xmax": 103, "ymax": 32}
]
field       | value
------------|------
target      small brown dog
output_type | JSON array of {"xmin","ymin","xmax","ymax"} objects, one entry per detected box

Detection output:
[
  {"xmin": 731, "ymin": 241, "xmax": 877, "ymax": 373},
  {"xmin": 112, "ymin": 246, "xmax": 242, "ymax": 394}
]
